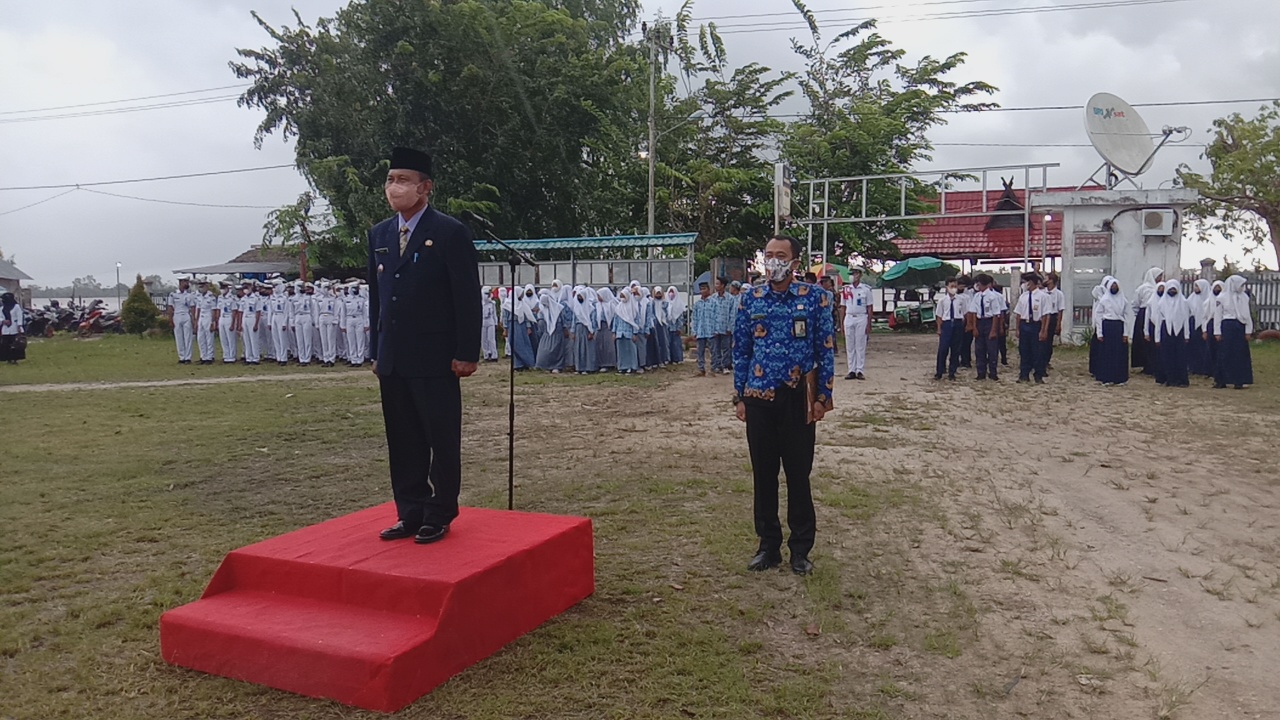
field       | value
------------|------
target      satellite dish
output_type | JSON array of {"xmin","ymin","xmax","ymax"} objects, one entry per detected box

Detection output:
[{"xmin": 1084, "ymin": 92, "xmax": 1154, "ymax": 175}]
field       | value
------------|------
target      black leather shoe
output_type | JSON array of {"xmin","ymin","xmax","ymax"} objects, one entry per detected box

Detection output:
[
  {"xmin": 747, "ymin": 549, "xmax": 782, "ymax": 572},
  {"xmin": 379, "ymin": 521, "xmax": 421, "ymax": 541},
  {"xmin": 790, "ymin": 555, "xmax": 814, "ymax": 576},
  {"xmin": 414, "ymin": 523, "xmax": 450, "ymax": 545}
]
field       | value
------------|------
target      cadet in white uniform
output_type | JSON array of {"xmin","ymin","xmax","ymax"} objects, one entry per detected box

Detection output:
[
  {"xmin": 215, "ymin": 282, "xmax": 239, "ymax": 364},
  {"xmin": 316, "ymin": 281, "xmax": 345, "ymax": 367},
  {"xmin": 840, "ymin": 268, "xmax": 873, "ymax": 380},
  {"xmin": 195, "ymin": 280, "xmax": 218, "ymax": 364},
  {"xmin": 166, "ymin": 278, "xmax": 196, "ymax": 364},
  {"xmin": 242, "ymin": 283, "xmax": 265, "ymax": 364},
  {"xmin": 269, "ymin": 282, "xmax": 292, "ymax": 365},
  {"xmin": 343, "ymin": 282, "xmax": 366, "ymax": 366},
  {"xmin": 292, "ymin": 282, "xmax": 317, "ymax": 366}
]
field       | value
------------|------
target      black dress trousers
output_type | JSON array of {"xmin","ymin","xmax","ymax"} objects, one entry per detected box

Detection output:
[
  {"xmin": 379, "ymin": 372, "xmax": 463, "ymax": 527},
  {"xmin": 744, "ymin": 383, "xmax": 817, "ymax": 557}
]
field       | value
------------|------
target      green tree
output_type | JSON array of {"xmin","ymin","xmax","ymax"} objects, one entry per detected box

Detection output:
[
  {"xmin": 1177, "ymin": 101, "xmax": 1280, "ymax": 270},
  {"xmin": 232, "ymin": 0, "xmax": 647, "ymax": 251},
  {"xmin": 121, "ymin": 274, "xmax": 161, "ymax": 335},
  {"xmin": 780, "ymin": 1, "xmax": 997, "ymax": 261}
]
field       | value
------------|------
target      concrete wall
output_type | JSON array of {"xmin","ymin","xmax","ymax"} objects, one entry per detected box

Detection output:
[{"xmin": 1031, "ymin": 189, "xmax": 1198, "ymax": 342}]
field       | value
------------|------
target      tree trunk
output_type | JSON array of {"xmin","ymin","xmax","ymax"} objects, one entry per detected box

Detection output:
[{"xmin": 1267, "ymin": 215, "xmax": 1280, "ymax": 272}]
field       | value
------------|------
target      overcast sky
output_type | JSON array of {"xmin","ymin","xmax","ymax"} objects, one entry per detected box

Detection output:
[{"xmin": 2, "ymin": 0, "xmax": 1276, "ymax": 287}]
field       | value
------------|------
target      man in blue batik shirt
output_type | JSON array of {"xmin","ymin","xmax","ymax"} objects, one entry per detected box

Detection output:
[{"xmin": 732, "ymin": 235, "xmax": 836, "ymax": 576}]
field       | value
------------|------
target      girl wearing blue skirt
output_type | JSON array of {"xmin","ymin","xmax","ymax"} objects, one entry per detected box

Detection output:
[
  {"xmin": 1187, "ymin": 279, "xmax": 1212, "ymax": 376},
  {"xmin": 1156, "ymin": 280, "xmax": 1190, "ymax": 388},
  {"xmin": 1212, "ymin": 275, "xmax": 1255, "ymax": 389},
  {"xmin": 612, "ymin": 290, "xmax": 641, "ymax": 374},
  {"xmin": 1094, "ymin": 276, "xmax": 1131, "ymax": 386}
]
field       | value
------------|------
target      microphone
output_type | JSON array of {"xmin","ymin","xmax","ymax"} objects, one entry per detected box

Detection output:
[{"xmin": 460, "ymin": 210, "xmax": 495, "ymax": 231}]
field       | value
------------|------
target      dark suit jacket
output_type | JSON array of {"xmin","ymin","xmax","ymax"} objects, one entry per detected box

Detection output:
[{"xmin": 367, "ymin": 206, "xmax": 482, "ymax": 377}]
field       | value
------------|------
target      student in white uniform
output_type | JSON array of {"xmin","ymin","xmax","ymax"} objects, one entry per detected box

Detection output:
[
  {"xmin": 1042, "ymin": 274, "xmax": 1065, "ymax": 372},
  {"xmin": 194, "ymin": 280, "xmax": 218, "ymax": 365},
  {"xmin": 1212, "ymin": 274, "xmax": 1255, "ymax": 390},
  {"xmin": 840, "ymin": 268, "xmax": 873, "ymax": 380},
  {"xmin": 1013, "ymin": 273, "xmax": 1050, "ymax": 383},
  {"xmin": 293, "ymin": 282, "xmax": 317, "ymax": 366},
  {"xmin": 968, "ymin": 273, "xmax": 1005, "ymax": 381},
  {"xmin": 1, "ymin": 290, "xmax": 26, "ymax": 364},
  {"xmin": 343, "ymin": 282, "xmax": 367, "ymax": 366},
  {"xmin": 316, "ymin": 281, "xmax": 344, "ymax": 367},
  {"xmin": 166, "ymin": 278, "xmax": 196, "ymax": 364},
  {"xmin": 269, "ymin": 282, "xmax": 291, "ymax": 365},
  {"xmin": 933, "ymin": 277, "xmax": 965, "ymax": 381},
  {"xmin": 480, "ymin": 285, "xmax": 499, "ymax": 361},
  {"xmin": 215, "ymin": 282, "xmax": 239, "ymax": 364}
]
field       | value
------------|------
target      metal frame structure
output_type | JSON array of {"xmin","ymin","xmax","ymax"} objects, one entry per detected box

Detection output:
[
  {"xmin": 792, "ymin": 163, "xmax": 1060, "ymax": 270},
  {"xmin": 475, "ymin": 232, "xmax": 698, "ymax": 297}
]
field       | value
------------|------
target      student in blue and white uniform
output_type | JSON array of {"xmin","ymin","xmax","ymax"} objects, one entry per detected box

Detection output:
[
  {"xmin": 510, "ymin": 284, "xmax": 538, "ymax": 371},
  {"xmin": 1130, "ymin": 267, "xmax": 1162, "ymax": 374},
  {"xmin": 1156, "ymin": 279, "xmax": 1191, "ymax": 387},
  {"xmin": 1013, "ymin": 273, "xmax": 1050, "ymax": 383},
  {"xmin": 595, "ymin": 288, "xmax": 618, "ymax": 371},
  {"xmin": 1187, "ymin": 279, "xmax": 1211, "ymax": 377},
  {"xmin": 570, "ymin": 285, "xmax": 599, "ymax": 374},
  {"xmin": 612, "ymin": 287, "xmax": 641, "ymax": 374},
  {"xmin": 535, "ymin": 289, "xmax": 570, "ymax": 373},
  {"xmin": 933, "ymin": 277, "xmax": 964, "ymax": 381},
  {"xmin": 1093, "ymin": 275, "xmax": 1131, "ymax": 386},
  {"xmin": 1212, "ymin": 274, "xmax": 1254, "ymax": 390},
  {"xmin": 968, "ymin": 273, "xmax": 1005, "ymax": 381},
  {"xmin": 666, "ymin": 286, "xmax": 687, "ymax": 363}
]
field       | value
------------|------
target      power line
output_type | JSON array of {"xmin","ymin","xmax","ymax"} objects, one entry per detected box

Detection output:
[
  {"xmin": 0, "ymin": 84, "xmax": 250, "ymax": 116},
  {"xmin": 0, "ymin": 188, "xmax": 78, "ymax": 217},
  {"xmin": 79, "ymin": 187, "xmax": 282, "ymax": 209},
  {"xmin": 932, "ymin": 141, "xmax": 1206, "ymax": 147},
  {"xmin": 0, "ymin": 164, "xmax": 297, "ymax": 192},
  {"xmin": 690, "ymin": 0, "xmax": 1002, "ymax": 22},
  {"xmin": 0, "ymin": 95, "xmax": 240, "ymax": 125},
  {"xmin": 711, "ymin": 0, "xmax": 1195, "ymax": 35}
]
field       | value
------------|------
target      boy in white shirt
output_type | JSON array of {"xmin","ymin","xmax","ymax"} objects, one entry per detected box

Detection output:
[{"xmin": 1014, "ymin": 273, "xmax": 1051, "ymax": 384}]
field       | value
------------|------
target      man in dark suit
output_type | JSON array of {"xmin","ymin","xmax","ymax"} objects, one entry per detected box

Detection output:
[{"xmin": 369, "ymin": 147, "xmax": 482, "ymax": 545}]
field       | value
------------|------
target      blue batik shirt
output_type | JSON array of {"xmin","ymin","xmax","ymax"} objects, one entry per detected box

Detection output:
[
  {"xmin": 692, "ymin": 297, "xmax": 718, "ymax": 339},
  {"xmin": 713, "ymin": 291, "xmax": 735, "ymax": 335},
  {"xmin": 733, "ymin": 281, "xmax": 836, "ymax": 405}
]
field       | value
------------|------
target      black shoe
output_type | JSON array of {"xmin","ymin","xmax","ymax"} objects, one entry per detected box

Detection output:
[
  {"xmin": 747, "ymin": 549, "xmax": 782, "ymax": 572},
  {"xmin": 790, "ymin": 555, "xmax": 814, "ymax": 576},
  {"xmin": 976, "ymin": 375, "xmax": 987, "ymax": 381},
  {"xmin": 379, "ymin": 520, "xmax": 422, "ymax": 541},
  {"xmin": 856, "ymin": 372, "xmax": 865, "ymax": 380},
  {"xmin": 845, "ymin": 372, "xmax": 856, "ymax": 380},
  {"xmin": 933, "ymin": 373, "xmax": 943, "ymax": 380},
  {"xmin": 414, "ymin": 523, "xmax": 450, "ymax": 545},
  {"xmin": 1001, "ymin": 360, "xmax": 1010, "ymax": 366},
  {"xmin": 948, "ymin": 374, "xmax": 956, "ymax": 381},
  {"xmin": 990, "ymin": 375, "xmax": 999, "ymax": 382},
  {"xmin": 1234, "ymin": 385, "xmax": 1245, "ymax": 390},
  {"xmin": 1034, "ymin": 377, "xmax": 1045, "ymax": 384},
  {"xmin": 1016, "ymin": 377, "xmax": 1029, "ymax": 384}
]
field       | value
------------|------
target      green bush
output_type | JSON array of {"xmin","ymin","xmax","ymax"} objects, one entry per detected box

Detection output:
[{"xmin": 122, "ymin": 274, "xmax": 161, "ymax": 335}]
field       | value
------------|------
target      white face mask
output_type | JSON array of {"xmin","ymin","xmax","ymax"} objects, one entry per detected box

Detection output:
[
  {"xmin": 761, "ymin": 257, "xmax": 793, "ymax": 283},
  {"xmin": 948, "ymin": 287, "xmax": 957, "ymax": 296}
]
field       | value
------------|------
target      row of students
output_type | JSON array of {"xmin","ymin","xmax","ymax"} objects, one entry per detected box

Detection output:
[
  {"xmin": 1108, "ymin": 268, "xmax": 1255, "ymax": 388},
  {"xmin": 487, "ymin": 282, "xmax": 687, "ymax": 375}
]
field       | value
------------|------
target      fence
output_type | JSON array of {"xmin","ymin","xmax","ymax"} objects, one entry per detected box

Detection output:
[{"xmin": 1179, "ymin": 269, "xmax": 1280, "ymax": 331}]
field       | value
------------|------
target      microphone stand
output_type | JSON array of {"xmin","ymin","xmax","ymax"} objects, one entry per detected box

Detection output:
[{"xmin": 469, "ymin": 222, "xmax": 537, "ymax": 511}]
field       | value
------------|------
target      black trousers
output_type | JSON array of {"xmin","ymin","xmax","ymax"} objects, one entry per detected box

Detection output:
[
  {"xmin": 1018, "ymin": 322, "xmax": 1047, "ymax": 380},
  {"xmin": 936, "ymin": 320, "xmax": 962, "ymax": 377},
  {"xmin": 974, "ymin": 318, "xmax": 999, "ymax": 379},
  {"xmin": 744, "ymin": 385, "xmax": 816, "ymax": 557},
  {"xmin": 379, "ymin": 372, "xmax": 463, "ymax": 527}
]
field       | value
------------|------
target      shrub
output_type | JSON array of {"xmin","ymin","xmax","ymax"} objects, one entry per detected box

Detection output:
[{"xmin": 122, "ymin": 274, "xmax": 161, "ymax": 335}]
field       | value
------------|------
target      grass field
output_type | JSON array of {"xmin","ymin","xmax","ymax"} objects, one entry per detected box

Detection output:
[{"xmin": 2, "ymin": 333, "xmax": 1278, "ymax": 719}]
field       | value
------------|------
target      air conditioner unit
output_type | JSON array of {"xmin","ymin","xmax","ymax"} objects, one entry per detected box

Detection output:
[{"xmin": 1141, "ymin": 209, "xmax": 1176, "ymax": 236}]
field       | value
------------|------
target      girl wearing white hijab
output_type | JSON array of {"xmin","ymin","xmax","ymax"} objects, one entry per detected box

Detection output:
[
  {"xmin": 1187, "ymin": 279, "xmax": 1212, "ymax": 376},
  {"xmin": 1088, "ymin": 282, "xmax": 1106, "ymax": 378},
  {"xmin": 650, "ymin": 285, "xmax": 670, "ymax": 366},
  {"xmin": 634, "ymin": 286, "xmax": 651, "ymax": 368},
  {"xmin": 1094, "ymin": 275, "xmax": 1131, "ymax": 385},
  {"xmin": 612, "ymin": 287, "xmax": 641, "ymax": 373},
  {"xmin": 1212, "ymin": 275, "xmax": 1254, "ymax": 389},
  {"xmin": 535, "ymin": 289, "xmax": 570, "ymax": 373},
  {"xmin": 1156, "ymin": 279, "xmax": 1191, "ymax": 387},
  {"xmin": 1203, "ymin": 280, "xmax": 1225, "ymax": 378},
  {"xmin": 510, "ymin": 284, "xmax": 539, "ymax": 370},
  {"xmin": 1131, "ymin": 266, "xmax": 1163, "ymax": 373},
  {"xmin": 497, "ymin": 287, "xmax": 512, "ymax": 357},
  {"xmin": 666, "ymin": 286, "xmax": 687, "ymax": 362},
  {"xmin": 480, "ymin": 286, "xmax": 499, "ymax": 361},
  {"xmin": 570, "ymin": 285, "xmax": 599, "ymax": 374},
  {"xmin": 595, "ymin": 288, "xmax": 618, "ymax": 371}
]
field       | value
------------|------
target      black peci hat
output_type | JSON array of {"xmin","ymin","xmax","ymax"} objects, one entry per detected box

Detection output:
[{"xmin": 389, "ymin": 147, "xmax": 433, "ymax": 178}]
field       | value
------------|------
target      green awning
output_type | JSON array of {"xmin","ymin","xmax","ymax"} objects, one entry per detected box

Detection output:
[{"xmin": 474, "ymin": 233, "xmax": 697, "ymax": 252}]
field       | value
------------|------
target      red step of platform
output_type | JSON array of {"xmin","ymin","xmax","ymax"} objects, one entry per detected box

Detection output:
[{"xmin": 160, "ymin": 504, "xmax": 594, "ymax": 712}]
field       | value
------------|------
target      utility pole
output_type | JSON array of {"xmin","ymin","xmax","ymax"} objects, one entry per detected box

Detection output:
[{"xmin": 646, "ymin": 24, "xmax": 657, "ymax": 238}]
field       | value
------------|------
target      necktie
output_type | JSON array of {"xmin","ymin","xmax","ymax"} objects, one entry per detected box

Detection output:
[
  {"xmin": 979, "ymin": 293, "xmax": 985, "ymax": 319},
  {"xmin": 950, "ymin": 297, "xmax": 955, "ymax": 320},
  {"xmin": 399, "ymin": 225, "xmax": 410, "ymax": 256}
]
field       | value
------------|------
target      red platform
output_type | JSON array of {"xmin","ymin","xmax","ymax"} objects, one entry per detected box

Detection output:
[{"xmin": 160, "ymin": 504, "xmax": 594, "ymax": 712}]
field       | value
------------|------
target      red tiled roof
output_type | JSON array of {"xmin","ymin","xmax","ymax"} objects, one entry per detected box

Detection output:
[{"xmin": 893, "ymin": 188, "xmax": 1074, "ymax": 260}]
